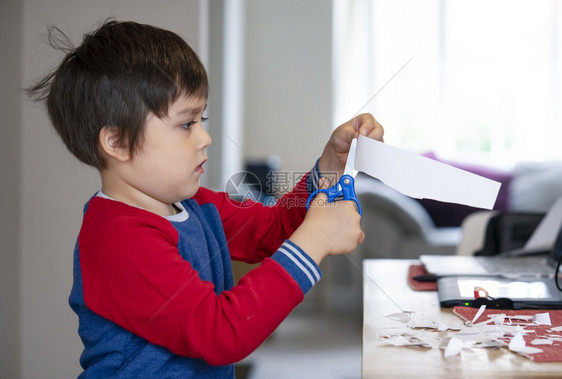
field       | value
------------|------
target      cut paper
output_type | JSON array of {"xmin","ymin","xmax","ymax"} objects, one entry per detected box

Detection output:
[
  {"xmin": 488, "ymin": 313, "xmax": 553, "ymax": 326},
  {"xmin": 444, "ymin": 337, "xmax": 464, "ymax": 358},
  {"xmin": 533, "ymin": 313, "xmax": 552, "ymax": 326},
  {"xmin": 378, "ymin": 306, "xmax": 562, "ymax": 362},
  {"xmin": 354, "ymin": 135, "xmax": 501, "ymax": 209},
  {"xmin": 531, "ymin": 339, "xmax": 554, "ymax": 345},
  {"xmin": 453, "ymin": 307, "xmax": 562, "ymax": 362},
  {"xmin": 379, "ymin": 332, "xmax": 436, "ymax": 348},
  {"xmin": 508, "ymin": 333, "xmax": 543, "ymax": 355},
  {"xmin": 410, "ymin": 320, "xmax": 461, "ymax": 331},
  {"xmin": 471, "ymin": 305, "xmax": 487, "ymax": 324},
  {"xmin": 385, "ymin": 312, "xmax": 412, "ymax": 322},
  {"xmin": 436, "ymin": 320, "xmax": 449, "ymax": 331},
  {"xmin": 491, "ymin": 314, "xmax": 506, "ymax": 325}
]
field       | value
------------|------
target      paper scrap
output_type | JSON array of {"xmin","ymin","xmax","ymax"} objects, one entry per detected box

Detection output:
[
  {"xmin": 444, "ymin": 337, "xmax": 464, "ymax": 358},
  {"xmin": 491, "ymin": 314, "xmax": 506, "ymax": 325},
  {"xmin": 533, "ymin": 313, "xmax": 551, "ymax": 326},
  {"xmin": 354, "ymin": 135, "xmax": 501, "ymax": 209},
  {"xmin": 385, "ymin": 312, "xmax": 412, "ymax": 323},
  {"xmin": 531, "ymin": 339, "xmax": 554, "ymax": 346},
  {"xmin": 380, "ymin": 333, "xmax": 435, "ymax": 348},
  {"xmin": 381, "ymin": 335, "xmax": 412, "ymax": 347},
  {"xmin": 507, "ymin": 315, "xmax": 533, "ymax": 322},
  {"xmin": 508, "ymin": 333, "xmax": 543, "ymax": 355},
  {"xmin": 411, "ymin": 320, "xmax": 461, "ymax": 331},
  {"xmin": 379, "ymin": 309, "xmax": 560, "ymax": 361},
  {"xmin": 436, "ymin": 320, "xmax": 449, "ymax": 331},
  {"xmin": 471, "ymin": 305, "xmax": 487, "ymax": 324}
]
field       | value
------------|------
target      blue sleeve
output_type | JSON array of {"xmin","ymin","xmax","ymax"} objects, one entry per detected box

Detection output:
[
  {"xmin": 305, "ymin": 159, "xmax": 323, "ymax": 195},
  {"xmin": 271, "ymin": 240, "xmax": 322, "ymax": 294}
]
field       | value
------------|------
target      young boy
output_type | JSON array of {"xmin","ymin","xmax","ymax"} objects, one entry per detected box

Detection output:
[{"xmin": 27, "ymin": 20, "xmax": 384, "ymax": 378}]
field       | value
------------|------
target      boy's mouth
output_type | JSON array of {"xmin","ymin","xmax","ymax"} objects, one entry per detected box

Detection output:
[{"xmin": 195, "ymin": 159, "xmax": 206, "ymax": 174}]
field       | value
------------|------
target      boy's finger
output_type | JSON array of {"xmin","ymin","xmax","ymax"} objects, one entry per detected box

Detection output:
[
  {"xmin": 346, "ymin": 199, "xmax": 360, "ymax": 215},
  {"xmin": 318, "ymin": 177, "xmax": 330, "ymax": 190},
  {"xmin": 309, "ymin": 189, "xmax": 329, "ymax": 208}
]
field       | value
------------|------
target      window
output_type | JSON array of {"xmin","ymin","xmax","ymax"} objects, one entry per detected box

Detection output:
[{"xmin": 334, "ymin": 0, "xmax": 562, "ymax": 168}]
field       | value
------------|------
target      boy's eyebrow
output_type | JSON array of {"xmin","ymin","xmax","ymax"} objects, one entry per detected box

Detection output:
[{"xmin": 175, "ymin": 104, "xmax": 207, "ymax": 117}]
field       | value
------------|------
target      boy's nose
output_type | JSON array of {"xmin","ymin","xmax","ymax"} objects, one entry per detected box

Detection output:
[{"xmin": 199, "ymin": 126, "xmax": 212, "ymax": 149}]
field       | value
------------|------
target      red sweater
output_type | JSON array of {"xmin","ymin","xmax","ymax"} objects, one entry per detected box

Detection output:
[{"xmin": 71, "ymin": 172, "xmax": 322, "ymax": 375}]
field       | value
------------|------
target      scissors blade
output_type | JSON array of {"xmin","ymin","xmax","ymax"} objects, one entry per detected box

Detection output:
[{"xmin": 343, "ymin": 138, "xmax": 358, "ymax": 178}]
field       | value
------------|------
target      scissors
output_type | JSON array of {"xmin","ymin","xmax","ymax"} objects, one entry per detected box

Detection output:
[{"xmin": 306, "ymin": 138, "xmax": 362, "ymax": 216}]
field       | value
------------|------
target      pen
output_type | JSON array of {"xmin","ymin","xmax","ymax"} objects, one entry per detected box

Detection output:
[{"xmin": 413, "ymin": 274, "xmax": 441, "ymax": 282}]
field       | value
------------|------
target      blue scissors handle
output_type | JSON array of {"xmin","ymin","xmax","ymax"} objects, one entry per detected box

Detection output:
[{"xmin": 306, "ymin": 174, "xmax": 362, "ymax": 216}]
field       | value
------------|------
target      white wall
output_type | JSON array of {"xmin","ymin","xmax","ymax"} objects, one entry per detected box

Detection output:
[
  {"xmin": 1, "ymin": 1, "xmax": 23, "ymax": 378},
  {"xmin": 206, "ymin": 0, "xmax": 334, "ymax": 189},
  {"xmin": 242, "ymin": 0, "xmax": 333, "ymax": 174},
  {"xmin": 18, "ymin": 1, "xmax": 204, "ymax": 377}
]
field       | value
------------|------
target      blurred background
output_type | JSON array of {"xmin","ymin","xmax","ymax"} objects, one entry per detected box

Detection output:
[{"xmin": 2, "ymin": 0, "xmax": 562, "ymax": 378}]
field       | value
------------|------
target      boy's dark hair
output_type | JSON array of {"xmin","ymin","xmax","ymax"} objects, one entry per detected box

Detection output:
[{"xmin": 27, "ymin": 19, "xmax": 209, "ymax": 169}]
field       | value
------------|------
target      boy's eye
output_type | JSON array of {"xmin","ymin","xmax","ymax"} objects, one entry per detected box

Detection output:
[
  {"xmin": 181, "ymin": 116, "xmax": 209, "ymax": 130},
  {"xmin": 181, "ymin": 121, "xmax": 196, "ymax": 130}
]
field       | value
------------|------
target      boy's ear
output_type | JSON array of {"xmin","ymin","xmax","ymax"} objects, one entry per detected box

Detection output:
[{"xmin": 99, "ymin": 126, "xmax": 130, "ymax": 162}]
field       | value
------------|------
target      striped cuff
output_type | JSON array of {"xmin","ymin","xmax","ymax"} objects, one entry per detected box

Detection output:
[
  {"xmin": 306, "ymin": 159, "xmax": 322, "ymax": 195},
  {"xmin": 271, "ymin": 240, "xmax": 322, "ymax": 294}
]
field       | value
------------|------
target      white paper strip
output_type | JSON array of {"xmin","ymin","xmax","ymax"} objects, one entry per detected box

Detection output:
[
  {"xmin": 531, "ymin": 339, "xmax": 553, "ymax": 345},
  {"xmin": 355, "ymin": 135, "xmax": 501, "ymax": 209},
  {"xmin": 472, "ymin": 305, "xmax": 487, "ymax": 324}
]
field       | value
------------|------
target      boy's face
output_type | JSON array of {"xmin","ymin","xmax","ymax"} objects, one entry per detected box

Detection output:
[{"xmin": 119, "ymin": 95, "xmax": 211, "ymax": 214}]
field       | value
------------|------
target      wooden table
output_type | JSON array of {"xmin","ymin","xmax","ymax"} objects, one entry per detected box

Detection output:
[{"xmin": 362, "ymin": 259, "xmax": 562, "ymax": 378}]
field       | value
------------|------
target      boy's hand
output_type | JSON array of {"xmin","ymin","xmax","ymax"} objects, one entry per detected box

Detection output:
[
  {"xmin": 318, "ymin": 113, "xmax": 384, "ymax": 178},
  {"xmin": 289, "ymin": 178, "xmax": 364, "ymax": 265}
]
